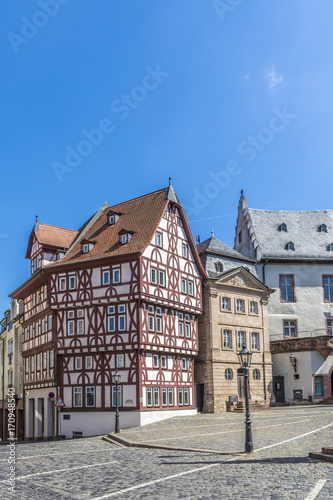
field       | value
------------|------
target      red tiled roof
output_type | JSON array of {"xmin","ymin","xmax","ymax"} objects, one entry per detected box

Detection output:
[
  {"xmin": 51, "ymin": 188, "xmax": 169, "ymax": 267},
  {"xmin": 35, "ymin": 223, "xmax": 77, "ymax": 249}
]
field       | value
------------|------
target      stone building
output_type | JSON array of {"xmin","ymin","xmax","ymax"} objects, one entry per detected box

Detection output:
[
  {"xmin": 234, "ymin": 192, "xmax": 333, "ymax": 403},
  {"xmin": 0, "ymin": 300, "xmax": 24, "ymax": 440},
  {"xmin": 195, "ymin": 235, "xmax": 273, "ymax": 413}
]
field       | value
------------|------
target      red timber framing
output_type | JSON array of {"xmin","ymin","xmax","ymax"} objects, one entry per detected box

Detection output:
[{"xmin": 11, "ymin": 183, "xmax": 206, "ymax": 438}]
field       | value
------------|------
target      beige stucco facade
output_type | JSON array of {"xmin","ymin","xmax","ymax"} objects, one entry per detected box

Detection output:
[{"xmin": 195, "ymin": 266, "xmax": 273, "ymax": 413}]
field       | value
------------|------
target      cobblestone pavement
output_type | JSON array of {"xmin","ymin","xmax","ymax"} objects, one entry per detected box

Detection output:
[{"xmin": 0, "ymin": 405, "xmax": 332, "ymax": 499}]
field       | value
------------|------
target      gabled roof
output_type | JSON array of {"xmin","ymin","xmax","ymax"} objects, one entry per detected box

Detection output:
[
  {"xmin": 247, "ymin": 208, "xmax": 333, "ymax": 260},
  {"xmin": 197, "ymin": 236, "xmax": 254, "ymax": 262},
  {"xmin": 25, "ymin": 223, "xmax": 77, "ymax": 258},
  {"xmin": 215, "ymin": 266, "xmax": 273, "ymax": 294},
  {"xmin": 234, "ymin": 192, "xmax": 333, "ymax": 261}
]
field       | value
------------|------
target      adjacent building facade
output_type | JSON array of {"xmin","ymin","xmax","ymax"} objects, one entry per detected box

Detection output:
[
  {"xmin": 0, "ymin": 300, "xmax": 24, "ymax": 440},
  {"xmin": 234, "ymin": 192, "xmax": 333, "ymax": 403},
  {"xmin": 10, "ymin": 183, "xmax": 206, "ymax": 439},
  {"xmin": 195, "ymin": 235, "xmax": 273, "ymax": 412}
]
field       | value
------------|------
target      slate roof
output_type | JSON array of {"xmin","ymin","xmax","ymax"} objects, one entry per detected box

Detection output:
[
  {"xmin": 248, "ymin": 209, "xmax": 333, "ymax": 259},
  {"xmin": 197, "ymin": 236, "xmax": 253, "ymax": 262}
]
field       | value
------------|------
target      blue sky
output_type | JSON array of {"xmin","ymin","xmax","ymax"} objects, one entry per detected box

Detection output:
[{"xmin": 1, "ymin": 0, "xmax": 333, "ymax": 313}]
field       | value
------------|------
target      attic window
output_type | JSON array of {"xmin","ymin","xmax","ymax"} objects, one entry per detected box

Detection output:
[
  {"xmin": 278, "ymin": 223, "xmax": 287, "ymax": 232},
  {"xmin": 215, "ymin": 262, "xmax": 223, "ymax": 273},
  {"xmin": 120, "ymin": 234, "xmax": 128, "ymax": 245},
  {"xmin": 107, "ymin": 211, "xmax": 121, "ymax": 226},
  {"xmin": 119, "ymin": 230, "xmax": 134, "ymax": 245},
  {"xmin": 81, "ymin": 240, "xmax": 95, "ymax": 254},
  {"xmin": 327, "ymin": 243, "xmax": 333, "ymax": 251},
  {"xmin": 318, "ymin": 224, "xmax": 327, "ymax": 233},
  {"xmin": 285, "ymin": 241, "xmax": 295, "ymax": 251}
]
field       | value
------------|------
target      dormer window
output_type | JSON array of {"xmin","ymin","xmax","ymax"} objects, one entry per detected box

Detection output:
[
  {"xmin": 327, "ymin": 243, "xmax": 333, "ymax": 251},
  {"xmin": 278, "ymin": 223, "xmax": 287, "ymax": 232},
  {"xmin": 318, "ymin": 224, "xmax": 327, "ymax": 233},
  {"xmin": 285, "ymin": 241, "xmax": 295, "ymax": 251},
  {"xmin": 81, "ymin": 239, "xmax": 95, "ymax": 254},
  {"xmin": 118, "ymin": 229, "xmax": 135, "ymax": 245},
  {"xmin": 107, "ymin": 211, "xmax": 121, "ymax": 226},
  {"xmin": 120, "ymin": 234, "xmax": 128, "ymax": 245},
  {"xmin": 215, "ymin": 262, "xmax": 223, "ymax": 273}
]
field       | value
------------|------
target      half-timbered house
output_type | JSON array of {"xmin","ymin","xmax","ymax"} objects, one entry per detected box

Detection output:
[{"xmin": 11, "ymin": 182, "xmax": 205, "ymax": 439}]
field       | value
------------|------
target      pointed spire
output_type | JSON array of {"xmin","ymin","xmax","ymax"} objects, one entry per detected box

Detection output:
[
  {"xmin": 34, "ymin": 215, "xmax": 39, "ymax": 231},
  {"xmin": 165, "ymin": 177, "xmax": 181, "ymax": 205},
  {"xmin": 241, "ymin": 189, "xmax": 244, "ymax": 197},
  {"xmin": 211, "ymin": 227, "xmax": 214, "ymax": 238}
]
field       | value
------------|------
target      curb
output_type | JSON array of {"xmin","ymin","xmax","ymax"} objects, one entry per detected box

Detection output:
[{"xmin": 103, "ymin": 433, "xmax": 242, "ymax": 455}]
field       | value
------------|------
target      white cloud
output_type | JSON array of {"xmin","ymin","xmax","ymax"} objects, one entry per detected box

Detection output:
[{"xmin": 266, "ymin": 65, "xmax": 283, "ymax": 90}]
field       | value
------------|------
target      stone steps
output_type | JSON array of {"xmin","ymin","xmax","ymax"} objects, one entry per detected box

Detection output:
[
  {"xmin": 309, "ymin": 447, "xmax": 333, "ymax": 463},
  {"xmin": 318, "ymin": 397, "xmax": 333, "ymax": 405}
]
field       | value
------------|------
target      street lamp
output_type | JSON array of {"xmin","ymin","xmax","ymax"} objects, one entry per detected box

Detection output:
[
  {"xmin": 112, "ymin": 370, "xmax": 121, "ymax": 433},
  {"xmin": 289, "ymin": 353, "xmax": 297, "ymax": 373},
  {"xmin": 237, "ymin": 344, "xmax": 253, "ymax": 453}
]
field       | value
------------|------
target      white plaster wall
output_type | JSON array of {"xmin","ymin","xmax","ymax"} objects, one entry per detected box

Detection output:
[
  {"xmin": 272, "ymin": 350, "xmax": 325, "ymax": 401},
  {"xmin": 60, "ymin": 408, "xmax": 197, "ymax": 438},
  {"xmin": 259, "ymin": 263, "xmax": 333, "ymax": 341}
]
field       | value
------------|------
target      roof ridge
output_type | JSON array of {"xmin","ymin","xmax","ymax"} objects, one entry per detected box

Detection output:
[
  {"xmin": 109, "ymin": 188, "xmax": 166, "ymax": 209},
  {"xmin": 37, "ymin": 223, "xmax": 77, "ymax": 232}
]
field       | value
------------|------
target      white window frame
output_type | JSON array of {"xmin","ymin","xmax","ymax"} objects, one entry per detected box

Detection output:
[
  {"xmin": 118, "ymin": 314, "xmax": 126, "ymax": 331},
  {"xmin": 236, "ymin": 299, "xmax": 245, "ymax": 313},
  {"xmin": 151, "ymin": 267, "xmax": 157, "ymax": 285},
  {"xmin": 30, "ymin": 356, "xmax": 35, "ymax": 373},
  {"xmin": 181, "ymin": 278, "xmax": 187, "ymax": 294},
  {"xmin": 168, "ymin": 387, "xmax": 174, "ymax": 406},
  {"xmin": 77, "ymin": 318, "xmax": 84, "ymax": 335},
  {"xmin": 73, "ymin": 387, "xmax": 82, "ymax": 407},
  {"xmin": 182, "ymin": 244, "xmax": 188, "ymax": 259},
  {"xmin": 48, "ymin": 315, "xmax": 52, "ymax": 331},
  {"xmin": 85, "ymin": 386, "xmax": 95, "ymax": 407},
  {"xmin": 221, "ymin": 297, "xmax": 231, "ymax": 311},
  {"xmin": 49, "ymin": 350, "xmax": 54, "ymax": 369},
  {"xmin": 75, "ymin": 357, "xmax": 82, "ymax": 370},
  {"xmin": 178, "ymin": 388, "xmax": 184, "ymax": 406},
  {"xmin": 82, "ymin": 243, "xmax": 89, "ymax": 254},
  {"xmin": 159, "ymin": 269, "xmax": 166, "ymax": 287},
  {"xmin": 156, "ymin": 307, "xmax": 162, "ymax": 333},
  {"xmin": 85, "ymin": 356, "xmax": 93, "ymax": 370},
  {"xmin": 156, "ymin": 232, "xmax": 163, "ymax": 248},
  {"xmin": 112, "ymin": 386, "xmax": 122, "ymax": 407},
  {"xmin": 68, "ymin": 275, "xmax": 76, "ymax": 290},
  {"xmin": 116, "ymin": 354, "xmax": 124, "ymax": 368},
  {"xmin": 188, "ymin": 280, "xmax": 194, "ymax": 296},
  {"xmin": 108, "ymin": 214, "xmax": 115, "ymax": 225},
  {"xmin": 223, "ymin": 329, "xmax": 232, "ymax": 349},
  {"xmin": 251, "ymin": 332, "xmax": 259, "ymax": 350},
  {"xmin": 153, "ymin": 354, "xmax": 159, "ymax": 369},
  {"xmin": 36, "ymin": 354, "xmax": 41, "ymax": 371},
  {"xmin": 112, "ymin": 268, "xmax": 120, "ymax": 284},
  {"xmin": 225, "ymin": 368, "xmax": 233, "ymax": 381},
  {"xmin": 102, "ymin": 270, "xmax": 110, "ymax": 285},
  {"xmin": 184, "ymin": 388, "xmax": 189, "ymax": 406},
  {"xmin": 237, "ymin": 331, "xmax": 246, "ymax": 349},
  {"xmin": 182, "ymin": 358, "xmax": 188, "ymax": 371},
  {"xmin": 179, "ymin": 312, "xmax": 184, "ymax": 337},
  {"xmin": 43, "ymin": 285, "xmax": 47, "ymax": 300},
  {"xmin": 25, "ymin": 358, "xmax": 29, "ymax": 374},
  {"xmin": 67, "ymin": 319, "xmax": 75, "ymax": 336},
  {"xmin": 161, "ymin": 355, "xmax": 167, "ymax": 369},
  {"xmin": 153, "ymin": 387, "xmax": 160, "ymax": 406},
  {"xmin": 41, "ymin": 319, "xmax": 45, "ymax": 334},
  {"xmin": 59, "ymin": 277, "xmax": 66, "ymax": 291},
  {"xmin": 42, "ymin": 352, "xmax": 47, "ymax": 370},
  {"xmin": 253, "ymin": 369, "xmax": 260, "ymax": 380},
  {"xmin": 120, "ymin": 234, "xmax": 128, "ymax": 245},
  {"xmin": 147, "ymin": 387, "xmax": 153, "ymax": 407},
  {"xmin": 162, "ymin": 388, "xmax": 168, "ymax": 406},
  {"xmin": 250, "ymin": 301, "xmax": 258, "ymax": 314}
]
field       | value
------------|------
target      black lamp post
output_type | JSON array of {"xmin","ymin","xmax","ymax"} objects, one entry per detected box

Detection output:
[
  {"xmin": 237, "ymin": 343, "xmax": 253, "ymax": 453},
  {"xmin": 289, "ymin": 353, "xmax": 297, "ymax": 373},
  {"xmin": 112, "ymin": 370, "xmax": 121, "ymax": 433}
]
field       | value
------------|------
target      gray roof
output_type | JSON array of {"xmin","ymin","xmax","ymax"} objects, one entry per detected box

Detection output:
[
  {"xmin": 248, "ymin": 209, "xmax": 333, "ymax": 259},
  {"xmin": 197, "ymin": 236, "xmax": 253, "ymax": 262}
]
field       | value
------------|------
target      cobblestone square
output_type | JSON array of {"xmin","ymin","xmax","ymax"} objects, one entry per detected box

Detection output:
[{"xmin": 0, "ymin": 406, "xmax": 332, "ymax": 499}]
